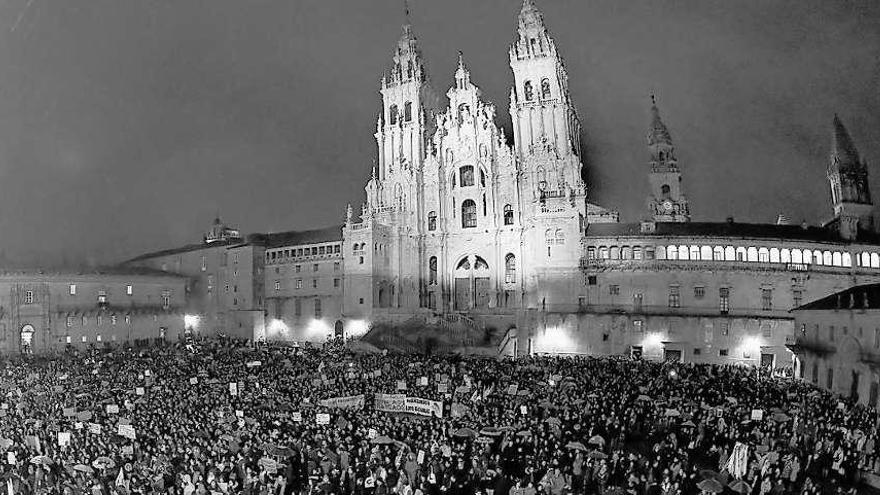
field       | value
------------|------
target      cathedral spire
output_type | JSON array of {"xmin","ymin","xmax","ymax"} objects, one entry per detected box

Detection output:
[
  {"xmin": 646, "ymin": 95, "xmax": 689, "ymax": 223},
  {"xmin": 831, "ymin": 113, "xmax": 862, "ymax": 171},
  {"xmin": 648, "ymin": 94, "xmax": 672, "ymax": 146}
]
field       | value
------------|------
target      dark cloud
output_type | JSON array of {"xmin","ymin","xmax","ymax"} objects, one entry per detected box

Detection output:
[{"xmin": 0, "ymin": 0, "xmax": 878, "ymax": 265}]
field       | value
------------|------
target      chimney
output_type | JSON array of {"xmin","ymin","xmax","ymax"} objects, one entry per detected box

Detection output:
[{"xmin": 726, "ymin": 217, "xmax": 735, "ymax": 224}]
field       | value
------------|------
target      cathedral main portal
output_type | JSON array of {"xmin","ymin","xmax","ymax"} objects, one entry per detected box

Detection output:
[{"xmin": 453, "ymin": 256, "xmax": 491, "ymax": 311}]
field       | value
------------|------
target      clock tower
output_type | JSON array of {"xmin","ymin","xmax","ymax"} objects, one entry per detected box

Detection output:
[{"xmin": 646, "ymin": 96, "xmax": 690, "ymax": 223}]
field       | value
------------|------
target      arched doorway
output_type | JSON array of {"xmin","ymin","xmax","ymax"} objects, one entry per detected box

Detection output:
[
  {"xmin": 334, "ymin": 320, "xmax": 344, "ymax": 339},
  {"xmin": 20, "ymin": 324, "xmax": 35, "ymax": 354},
  {"xmin": 453, "ymin": 255, "xmax": 491, "ymax": 311}
]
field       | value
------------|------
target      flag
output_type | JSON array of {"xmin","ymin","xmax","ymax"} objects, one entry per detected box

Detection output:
[{"xmin": 724, "ymin": 442, "xmax": 749, "ymax": 479}]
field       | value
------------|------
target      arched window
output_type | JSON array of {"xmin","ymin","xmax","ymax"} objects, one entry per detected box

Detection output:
[
  {"xmin": 503, "ymin": 204, "xmax": 514, "ymax": 225},
  {"xmin": 713, "ymin": 246, "xmax": 724, "ymax": 261},
  {"xmin": 871, "ymin": 253, "xmax": 880, "ymax": 268},
  {"xmin": 404, "ymin": 102, "xmax": 412, "ymax": 122},
  {"xmin": 505, "ymin": 254, "xmax": 516, "ymax": 283},
  {"xmin": 678, "ymin": 245, "xmax": 689, "ymax": 260},
  {"xmin": 802, "ymin": 250, "xmax": 812, "ymax": 264},
  {"xmin": 656, "ymin": 246, "xmax": 667, "ymax": 260},
  {"xmin": 458, "ymin": 103, "xmax": 469, "ymax": 119},
  {"xmin": 461, "ymin": 200, "xmax": 477, "ymax": 228},
  {"xmin": 724, "ymin": 246, "xmax": 735, "ymax": 261},
  {"xmin": 842, "ymin": 253, "xmax": 852, "ymax": 267},
  {"xmin": 769, "ymin": 248, "xmax": 780, "ymax": 263},
  {"xmin": 541, "ymin": 78, "xmax": 551, "ymax": 99},
  {"xmin": 633, "ymin": 247, "xmax": 643, "ymax": 260},
  {"xmin": 747, "ymin": 247, "xmax": 758, "ymax": 262},
  {"xmin": 667, "ymin": 246, "xmax": 678, "ymax": 260},
  {"xmin": 791, "ymin": 249, "xmax": 802, "ymax": 264},
  {"xmin": 427, "ymin": 211, "xmax": 437, "ymax": 231},
  {"xmin": 389, "ymin": 104, "xmax": 398, "ymax": 125},
  {"xmin": 524, "ymin": 81, "xmax": 534, "ymax": 101},
  {"xmin": 599, "ymin": 246, "xmax": 609, "ymax": 259},
  {"xmin": 587, "ymin": 247, "xmax": 596, "ymax": 260},
  {"xmin": 758, "ymin": 247, "xmax": 769, "ymax": 262},
  {"xmin": 832, "ymin": 252, "xmax": 842, "ymax": 267},
  {"xmin": 555, "ymin": 229, "xmax": 565, "ymax": 244},
  {"xmin": 689, "ymin": 245, "xmax": 700, "ymax": 260},
  {"xmin": 823, "ymin": 251, "xmax": 833, "ymax": 266},
  {"xmin": 460, "ymin": 166, "xmax": 475, "ymax": 187},
  {"xmin": 814, "ymin": 251, "xmax": 823, "ymax": 265},
  {"xmin": 736, "ymin": 247, "xmax": 747, "ymax": 261},
  {"xmin": 861, "ymin": 252, "xmax": 870, "ymax": 267},
  {"xmin": 661, "ymin": 184, "xmax": 670, "ymax": 197},
  {"xmin": 480, "ymin": 169, "xmax": 486, "ymax": 187},
  {"xmin": 446, "ymin": 149, "xmax": 454, "ymax": 164},
  {"xmin": 780, "ymin": 249, "xmax": 790, "ymax": 263},
  {"xmin": 407, "ymin": 60, "xmax": 413, "ymax": 79},
  {"xmin": 610, "ymin": 246, "xmax": 620, "ymax": 260},
  {"xmin": 700, "ymin": 246, "xmax": 712, "ymax": 260},
  {"xmin": 429, "ymin": 256, "xmax": 437, "ymax": 285},
  {"xmin": 621, "ymin": 246, "xmax": 632, "ymax": 260}
]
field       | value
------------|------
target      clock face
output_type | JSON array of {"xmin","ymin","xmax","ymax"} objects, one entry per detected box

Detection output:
[{"xmin": 662, "ymin": 200, "xmax": 674, "ymax": 212}]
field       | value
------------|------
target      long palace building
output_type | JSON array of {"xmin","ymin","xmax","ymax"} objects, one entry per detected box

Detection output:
[{"xmin": 122, "ymin": 0, "xmax": 880, "ymax": 374}]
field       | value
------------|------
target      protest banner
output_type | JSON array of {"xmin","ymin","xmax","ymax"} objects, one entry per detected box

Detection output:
[
  {"xmin": 246, "ymin": 360, "xmax": 262, "ymax": 368},
  {"xmin": 374, "ymin": 393, "xmax": 406, "ymax": 413},
  {"xmin": 404, "ymin": 397, "xmax": 443, "ymax": 418},
  {"xmin": 319, "ymin": 395, "xmax": 365, "ymax": 410},
  {"xmin": 117, "ymin": 424, "xmax": 136, "ymax": 440},
  {"xmin": 57, "ymin": 432, "xmax": 71, "ymax": 447},
  {"xmin": 316, "ymin": 413, "xmax": 330, "ymax": 425}
]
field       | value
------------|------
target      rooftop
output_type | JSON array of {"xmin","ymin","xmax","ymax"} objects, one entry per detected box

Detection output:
[
  {"xmin": 793, "ymin": 283, "xmax": 880, "ymax": 311},
  {"xmin": 252, "ymin": 225, "xmax": 344, "ymax": 249},
  {"xmin": 0, "ymin": 266, "xmax": 187, "ymax": 279},
  {"xmin": 125, "ymin": 238, "xmax": 246, "ymax": 263},
  {"xmin": 585, "ymin": 221, "xmax": 880, "ymax": 245}
]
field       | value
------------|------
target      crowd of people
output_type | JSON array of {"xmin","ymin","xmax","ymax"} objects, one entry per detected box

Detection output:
[{"xmin": 0, "ymin": 336, "xmax": 877, "ymax": 494}]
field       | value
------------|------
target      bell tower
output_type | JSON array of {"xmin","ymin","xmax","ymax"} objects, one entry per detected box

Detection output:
[
  {"xmin": 646, "ymin": 95, "xmax": 690, "ymax": 223},
  {"xmin": 827, "ymin": 114, "xmax": 874, "ymax": 240}
]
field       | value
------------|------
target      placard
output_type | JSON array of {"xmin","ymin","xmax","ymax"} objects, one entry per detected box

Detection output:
[
  {"xmin": 106, "ymin": 404, "xmax": 119, "ymax": 414},
  {"xmin": 507, "ymin": 384, "xmax": 519, "ymax": 396},
  {"xmin": 292, "ymin": 412, "xmax": 302, "ymax": 422},
  {"xmin": 117, "ymin": 424, "xmax": 136, "ymax": 439},
  {"xmin": 437, "ymin": 383, "xmax": 448, "ymax": 393},
  {"xmin": 396, "ymin": 380, "xmax": 407, "ymax": 391},
  {"xmin": 189, "ymin": 377, "xmax": 198, "ymax": 385},
  {"xmin": 62, "ymin": 407, "xmax": 76, "ymax": 417},
  {"xmin": 229, "ymin": 383, "xmax": 238, "ymax": 396},
  {"xmin": 417, "ymin": 450, "xmax": 425, "ymax": 464},
  {"xmin": 235, "ymin": 410, "xmax": 244, "ymax": 418},
  {"xmin": 74, "ymin": 422, "xmax": 83, "ymax": 430},
  {"xmin": 316, "ymin": 413, "xmax": 330, "ymax": 425},
  {"xmin": 144, "ymin": 370, "xmax": 151, "ymax": 377},
  {"xmin": 57, "ymin": 432, "xmax": 71, "ymax": 447},
  {"xmin": 419, "ymin": 377, "xmax": 428, "ymax": 387},
  {"xmin": 88, "ymin": 423, "xmax": 102, "ymax": 434},
  {"xmin": 6, "ymin": 452, "xmax": 14, "ymax": 465},
  {"xmin": 520, "ymin": 405, "xmax": 527, "ymax": 415},
  {"xmin": 750, "ymin": 409, "xmax": 763, "ymax": 421},
  {"xmin": 368, "ymin": 428, "xmax": 377, "ymax": 439},
  {"xmin": 135, "ymin": 387, "xmax": 145, "ymax": 396}
]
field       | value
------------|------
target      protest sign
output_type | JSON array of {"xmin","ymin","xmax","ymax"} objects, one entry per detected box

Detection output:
[
  {"xmin": 74, "ymin": 422, "xmax": 83, "ymax": 430},
  {"xmin": 117, "ymin": 424, "xmax": 136, "ymax": 439},
  {"xmin": 750, "ymin": 409, "xmax": 764, "ymax": 421},
  {"xmin": 6, "ymin": 452, "xmax": 14, "ymax": 465},
  {"xmin": 404, "ymin": 397, "xmax": 443, "ymax": 418},
  {"xmin": 106, "ymin": 404, "xmax": 119, "ymax": 414},
  {"xmin": 189, "ymin": 377, "xmax": 198, "ymax": 385},
  {"xmin": 236, "ymin": 410, "xmax": 244, "ymax": 418},
  {"xmin": 419, "ymin": 377, "xmax": 428, "ymax": 387},
  {"xmin": 396, "ymin": 380, "xmax": 407, "ymax": 391},
  {"xmin": 62, "ymin": 407, "xmax": 76, "ymax": 417},
  {"xmin": 319, "ymin": 395, "xmax": 365, "ymax": 410},
  {"xmin": 292, "ymin": 412, "xmax": 302, "ymax": 422},
  {"xmin": 57, "ymin": 432, "xmax": 71, "ymax": 447},
  {"xmin": 88, "ymin": 423, "xmax": 102, "ymax": 434},
  {"xmin": 316, "ymin": 413, "xmax": 330, "ymax": 425},
  {"xmin": 135, "ymin": 387, "xmax": 145, "ymax": 396},
  {"xmin": 507, "ymin": 384, "xmax": 519, "ymax": 396},
  {"xmin": 229, "ymin": 383, "xmax": 238, "ymax": 396},
  {"xmin": 437, "ymin": 383, "xmax": 448, "ymax": 393}
]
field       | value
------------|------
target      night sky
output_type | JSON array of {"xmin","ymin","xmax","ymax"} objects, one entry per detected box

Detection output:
[{"xmin": 0, "ymin": 0, "xmax": 878, "ymax": 266}]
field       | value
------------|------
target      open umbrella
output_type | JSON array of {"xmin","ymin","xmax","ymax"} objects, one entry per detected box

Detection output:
[
  {"xmin": 267, "ymin": 445, "xmax": 294, "ymax": 457},
  {"xmin": 0, "ymin": 439, "xmax": 12, "ymax": 450},
  {"xmin": 696, "ymin": 478, "xmax": 724, "ymax": 493},
  {"xmin": 91, "ymin": 457, "xmax": 115, "ymax": 470},
  {"xmin": 699, "ymin": 469, "xmax": 722, "ymax": 481},
  {"xmin": 29, "ymin": 456, "xmax": 53, "ymax": 467},
  {"xmin": 452, "ymin": 427, "xmax": 479, "ymax": 439},
  {"xmin": 681, "ymin": 420, "xmax": 697, "ymax": 428},
  {"xmin": 476, "ymin": 437, "xmax": 494, "ymax": 445},
  {"xmin": 587, "ymin": 450, "xmax": 607, "ymax": 460},
  {"xmin": 588, "ymin": 435, "xmax": 605, "ymax": 446},
  {"xmin": 728, "ymin": 480, "xmax": 751, "ymax": 494},
  {"xmin": 73, "ymin": 464, "xmax": 94, "ymax": 474},
  {"xmin": 370, "ymin": 435, "xmax": 395, "ymax": 445},
  {"xmin": 565, "ymin": 441, "xmax": 588, "ymax": 451},
  {"xmin": 664, "ymin": 409, "xmax": 681, "ymax": 418},
  {"xmin": 636, "ymin": 394, "xmax": 652, "ymax": 402},
  {"xmin": 516, "ymin": 430, "xmax": 532, "ymax": 437},
  {"xmin": 479, "ymin": 427, "xmax": 504, "ymax": 437},
  {"xmin": 545, "ymin": 417, "xmax": 562, "ymax": 426},
  {"xmin": 770, "ymin": 412, "xmax": 791, "ymax": 422}
]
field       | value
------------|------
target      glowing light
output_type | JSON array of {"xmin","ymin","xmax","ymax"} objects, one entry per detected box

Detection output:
[
  {"xmin": 184, "ymin": 314, "xmax": 200, "ymax": 329},
  {"xmin": 307, "ymin": 319, "xmax": 331, "ymax": 338},
  {"xmin": 532, "ymin": 326, "xmax": 576, "ymax": 354},
  {"xmin": 267, "ymin": 319, "xmax": 288, "ymax": 336},
  {"xmin": 346, "ymin": 319, "xmax": 370, "ymax": 338},
  {"xmin": 642, "ymin": 332, "xmax": 664, "ymax": 348}
]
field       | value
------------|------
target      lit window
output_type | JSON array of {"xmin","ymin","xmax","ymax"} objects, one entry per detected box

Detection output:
[
  {"xmin": 761, "ymin": 289, "xmax": 773, "ymax": 311},
  {"xmin": 126, "ymin": 285, "xmax": 133, "ymax": 296},
  {"xmin": 333, "ymin": 278, "xmax": 340, "ymax": 288},
  {"xmin": 274, "ymin": 280, "xmax": 281, "ymax": 291},
  {"xmin": 314, "ymin": 298, "xmax": 322, "ymax": 319},
  {"xmin": 66, "ymin": 316, "xmax": 73, "ymax": 327},
  {"xmin": 200, "ymin": 256, "xmax": 207, "ymax": 271},
  {"xmin": 96, "ymin": 334, "xmax": 102, "ymax": 343},
  {"xmin": 460, "ymin": 166, "xmax": 475, "ymax": 187},
  {"xmin": 633, "ymin": 320, "xmax": 644, "ymax": 333},
  {"xmin": 97, "ymin": 291, "xmax": 108, "ymax": 305},
  {"xmin": 125, "ymin": 315, "xmax": 131, "ymax": 325},
  {"xmin": 161, "ymin": 291, "xmax": 170, "ymax": 309},
  {"xmin": 25, "ymin": 291, "xmax": 34, "ymax": 304},
  {"xmin": 69, "ymin": 284, "xmax": 77, "ymax": 296},
  {"xmin": 668, "ymin": 286, "xmax": 681, "ymax": 308},
  {"xmin": 428, "ymin": 211, "xmax": 437, "ymax": 231},
  {"xmin": 719, "ymin": 288, "xmax": 730, "ymax": 314},
  {"xmin": 82, "ymin": 335, "xmax": 87, "ymax": 343},
  {"xmin": 429, "ymin": 256, "xmax": 438, "ymax": 285},
  {"xmin": 296, "ymin": 279, "xmax": 303, "ymax": 289},
  {"xmin": 111, "ymin": 315, "xmax": 117, "ymax": 325},
  {"xmin": 504, "ymin": 205, "xmax": 514, "ymax": 225},
  {"xmin": 66, "ymin": 336, "xmax": 72, "ymax": 344}
]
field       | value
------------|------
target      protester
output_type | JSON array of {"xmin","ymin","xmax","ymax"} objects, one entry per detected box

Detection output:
[{"xmin": 0, "ymin": 336, "xmax": 874, "ymax": 494}]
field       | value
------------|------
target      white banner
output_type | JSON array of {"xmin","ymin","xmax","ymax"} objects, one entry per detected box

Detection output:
[
  {"xmin": 404, "ymin": 397, "xmax": 443, "ymax": 418},
  {"xmin": 117, "ymin": 424, "xmax": 136, "ymax": 440},
  {"xmin": 374, "ymin": 394, "xmax": 407, "ymax": 413},
  {"xmin": 319, "ymin": 394, "xmax": 365, "ymax": 410}
]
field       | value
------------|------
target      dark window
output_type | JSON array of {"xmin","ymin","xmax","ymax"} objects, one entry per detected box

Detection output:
[
  {"xmin": 587, "ymin": 275, "xmax": 597, "ymax": 286},
  {"xmin": 503, "ymin": 204, "xmax": 513, "ymax": 225},
  {"xmin": 793, "ymin": 289, "xmax": 803, "ymax": 307},
  {"xmin": 827, "ymin": 367, "xmax": 834, "ymax": 389},
  {"xmin": 404, "ymin": 102, "xmax": 412, "ymax": 122},
  {"xmin": 427, "ymin": 211, "xmax": 437, "ymax": 231},
  {"xmin": 633, "ymin": 293, "xmax": 643, "ymax": 312},
  {"xmin": 761, "ymin": 289, "xmax": 773, "ymax": 311},
  {"xmin": 719, "ymin": 349, "xmax": 729, "ymax": 357},
  {"xmin": 314, "ymin": 299, "xmax": 322, "ymax": 319},
  {"xmin": 460, "ymin": 166, "xmax": 475, "ymax": 187},
  {"xmin": 389, "ymin": 104, "xmax": 398, "ymax": 125},
  {"xmin": 661, "ymin": 184, "xmax": 670, "ymax": 197},
  {"xmin": 720, "ymin": 321, "xmax": 729, "ymax": 336},
  {"xmin": 694, "ymin": 287, "xmax": 705, "ymax": 299},
  {"xmin": 294, "ymin": 299, "xmax": 301, "ymax": 316},
  {"xmin": 524, "ymin": 81, "xmax": 534, "ymax": 101},
  {"xmin": 693, "ymin": 348, "xmax": 702, "ymax": 356},
  {"xmin": 505, "ymin": 254, "xmax": 516, "ymax": 283},
  {"xmin": 609, "ymin": 285, "xmax": 620, "ymax": 295},
  {"xmin": 541, "ymin": 78, "xmax": 551, "ymax": 99},
  {"xmin": 719, "ymin": 288, "xmax": 730, "ymax": 314},
  {"xmin": 429, "ymin": 256, "xmax": 438, "ymax": 285},
  {"xmin": 461, "ymin": 200, "xmax": 477, "ymax": 228},
  {"xmin": 668, "ymin": 287, "xmax": 681, "ymax": 308}
]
